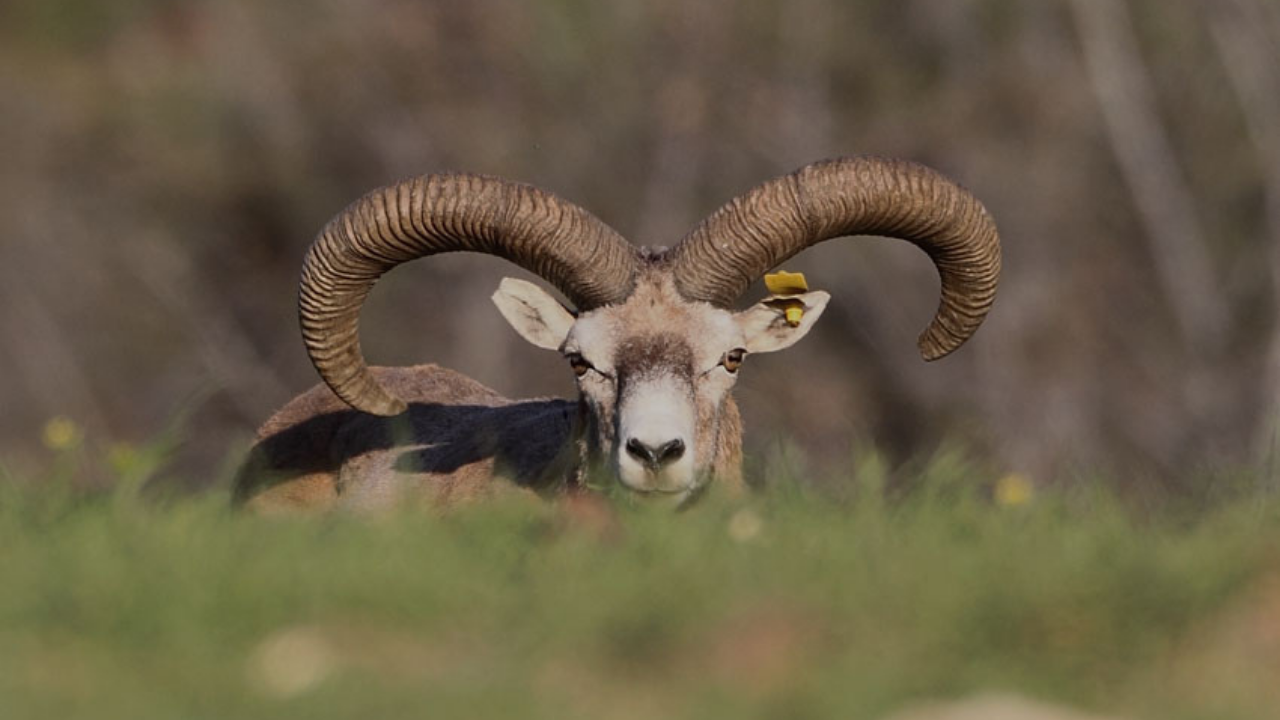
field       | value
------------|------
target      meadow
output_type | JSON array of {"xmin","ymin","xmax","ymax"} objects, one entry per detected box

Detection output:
[
  {"xmin": 3, "ymin": 437, "xmax": 1279, "ymax": 720},
  {"xmin": 4, "ymin": 3, "xmax": 1279, "ymax": 718}
]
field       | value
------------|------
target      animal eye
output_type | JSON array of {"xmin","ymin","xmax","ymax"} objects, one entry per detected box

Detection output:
[
  {"xmin": 567, "ymin": 353, "xmax": 593, "ymax": 377},
  {"xmin": 721, "ymin": 348, "xmax": 746, "ymax": 373}
]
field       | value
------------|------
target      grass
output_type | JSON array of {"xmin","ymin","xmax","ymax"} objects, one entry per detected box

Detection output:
[{"xmin": 2, "ymin": 442, "xmax": 1280, "ymax": 719}]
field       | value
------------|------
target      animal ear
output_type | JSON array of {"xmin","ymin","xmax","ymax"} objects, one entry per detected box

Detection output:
[
  {"xmin": 735, "ymin": 290, "xmax": 831, "ymax": 354},
  {"xmin": 492, "ymin": 277, "xmax": 576, "ymax": 350}
]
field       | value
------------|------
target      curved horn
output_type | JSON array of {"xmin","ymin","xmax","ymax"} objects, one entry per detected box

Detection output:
[
  {"xmin": 669, "ymin": 157, "xmax": 1001, "ymax": 360},
  {"xmin": 300, "ymin": 173, "xmax": 639, "ymax": 416}
]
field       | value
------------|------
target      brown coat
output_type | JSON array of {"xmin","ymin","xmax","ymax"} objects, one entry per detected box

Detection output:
[{"xmin": 235, "ymin": 365, "xmax": 580, "ymax": 511}]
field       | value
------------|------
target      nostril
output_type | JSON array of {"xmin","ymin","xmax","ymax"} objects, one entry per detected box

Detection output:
[
  {"xmin": 625, "ymin": 437, "xmax": 685, "ymax": 469},
  {"xmin": 626, "ymin": 437, "xmax": 657, "ymax": 465},
  {"xmin": 656, "ymin": 438, "xmax": 685, "ymax": 464}
]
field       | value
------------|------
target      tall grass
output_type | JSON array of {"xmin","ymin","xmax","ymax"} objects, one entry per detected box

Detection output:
[{"xmin": 1, "ymin": 446, "xmax": 1279, "ymax": 719}]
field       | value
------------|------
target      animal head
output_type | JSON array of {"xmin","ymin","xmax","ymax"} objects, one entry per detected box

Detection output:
[
  {"xmin": 298, "ymin": 157, "xmax": 1000, "ymax": 499},
  {"xmin": 491, "ymin": 271, "xmax": 829, "ymax": 497}
]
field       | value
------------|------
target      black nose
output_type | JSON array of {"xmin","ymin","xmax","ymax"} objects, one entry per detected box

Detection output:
[{"xmin": 625, "ymin": 437, "xmax": 686, "ymax": 470}]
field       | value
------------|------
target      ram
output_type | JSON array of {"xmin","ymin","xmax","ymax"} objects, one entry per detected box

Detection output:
[{"xmin": 234, "ymin": 157, "xmax": 1000, "ymax": 511}]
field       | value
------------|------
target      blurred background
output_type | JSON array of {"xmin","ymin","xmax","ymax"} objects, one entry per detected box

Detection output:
[{"xmin": 1, "ymin": 0, "xmax": 1278, "ymax": 492}]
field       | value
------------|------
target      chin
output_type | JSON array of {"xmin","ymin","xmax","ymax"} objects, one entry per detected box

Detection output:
[
  {"xmin": 620, "ymin": 486, "xmax": 696, "ymax": 510},
  {"xmin": 613, "ymin": 468, "xmax": 707, "ymax": 510}
]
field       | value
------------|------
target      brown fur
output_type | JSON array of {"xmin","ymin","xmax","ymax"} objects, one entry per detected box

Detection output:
[
  {"xmin": 235, "ymin": 364, "xmax": 578, "ymax": 511},
  {"xmin": 710, "ymin": 396, "xmax": 744, "ymax": 492},
  {"xmin": 266, "ymin": 159, "xmax": 998, "ymax": 511},
  {"xmin": 235, "ymin": 361, "xmax": 746, "ymax": 512},
  {"xmin": 616, "ymin": 333, "xmax": 695, "ymax": 384},
  {"xmin": 237, "ymin": 274, "xmax": 759, "ymax": 512}
]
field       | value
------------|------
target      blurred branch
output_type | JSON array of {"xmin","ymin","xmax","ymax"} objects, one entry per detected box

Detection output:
[
  {"xmin": 0, "ymin": 265, "xmax": 108, "ymax": 433},
  {"xmin": 635, "ymin": 4, "xmax": 727, "ymax": 245},
  {"xmin": 1205, "ymin": 2, "xmax": 1280, "ymax": 238},
  {"xmin": 775, "ymin": 0, "xmax": 834, "ymax": 161},
  {"xmin": 1203, "ymin": 0, "xmax": 1280, "ymax": 464},
  {"xmin": 122, "ymin": 234, "xmax": 288, "ymax": 423},
  {"xmin": 636, "ymin": 71, "xmax": 708, "ymax": 245},
  {"xmin": 0, "ymin": 0, "xmax": 1271, "ymax": 482},
  {"xmin": 1068, "ymin": 0, "xmax": 1228, "ymax": 355},
  {"xmin": 1266, "ymin": 0, "xmax": 1280, "ymax": 43}
]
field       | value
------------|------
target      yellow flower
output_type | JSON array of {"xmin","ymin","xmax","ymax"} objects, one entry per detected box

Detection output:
[
  {"xmin": 42, "ymin": 416, "xmax": 82, "ymax": 451},
  {"xmin": 994, "ymin": 473, "xmax": 1034, "ymax": 507},
  {"xmin": 106, "ymin": 443, "xmax": 139, "ymax": 474}
]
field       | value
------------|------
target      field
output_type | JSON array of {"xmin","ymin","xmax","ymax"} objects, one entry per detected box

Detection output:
[
  {"xmin": 2, "ymin": 444, "xmax": 1279, "ymax": 720},
  {"xmin": 4, "ymin": 3, "xmax": 1279, "ymax": 718}
]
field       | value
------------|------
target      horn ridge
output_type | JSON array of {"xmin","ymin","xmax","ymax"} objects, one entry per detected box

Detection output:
[
  {"xmin": 299, "ymin": 173, "xmax": 639, "ymax": 415},
  {"xmin": 670, "ymin": 156, "xmax": 1001, "ymax": 360}
]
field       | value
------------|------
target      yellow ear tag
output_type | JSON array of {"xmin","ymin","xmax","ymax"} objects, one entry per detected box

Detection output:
[
  {"xmin": 764, "ymin": 271, "xmax": 808, "ymax": 327},
  {"xmin": 783, "ymin": 305, "xmax": 805, "ymax": 327},
  {"xmin": 764, "ymin": 271, "xmax": 808, "ymax": 296}
]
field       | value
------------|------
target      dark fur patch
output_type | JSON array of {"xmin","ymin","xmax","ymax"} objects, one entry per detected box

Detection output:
[{"xmin": 615, "ymin": 333, "xmax": 695, "ymax": 384}]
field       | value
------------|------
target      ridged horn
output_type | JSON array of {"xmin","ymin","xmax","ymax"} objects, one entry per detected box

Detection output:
[
  {"xmin": 300, "ymin": 173, "xmax": 639, "ymax": 416},
  {"xmin": 669, "ymin": 157, "xmax": 1001, "ymax": 360}
]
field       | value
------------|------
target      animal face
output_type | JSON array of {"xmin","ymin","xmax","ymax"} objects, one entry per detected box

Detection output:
[{"xmin": 494, "ymin": 273, "xmax": 829, "ymax": 500}]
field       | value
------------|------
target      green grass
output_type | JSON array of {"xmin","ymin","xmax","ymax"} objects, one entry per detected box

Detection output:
[{"xmin": 2, "ymin": 447, "xmax": 1280, "ymax": 719}]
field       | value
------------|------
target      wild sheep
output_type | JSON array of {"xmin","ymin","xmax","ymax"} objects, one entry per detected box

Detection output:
[{"xmin": 234, "ymin": 157, "xmax": 1000, "ymax": 511}]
